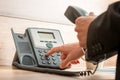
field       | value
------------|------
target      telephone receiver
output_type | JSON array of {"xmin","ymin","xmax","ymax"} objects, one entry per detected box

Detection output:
[{"xmin": 64, "ymin": 5, "xmax": 88, "ymax": 24}]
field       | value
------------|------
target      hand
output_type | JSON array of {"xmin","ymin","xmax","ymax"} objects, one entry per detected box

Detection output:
[
  {"xmin": 75, "ymin": 12, "xmax": 96, "ymax": 48},
  {"xmin": 46, "ymin": 42, "xmax": 84, "ymax": 69}
]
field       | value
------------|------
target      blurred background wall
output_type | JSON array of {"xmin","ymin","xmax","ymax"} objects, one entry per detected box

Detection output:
[{"xmin": 0, "ymin": 0, "xmax": 118, "ymax": 25}]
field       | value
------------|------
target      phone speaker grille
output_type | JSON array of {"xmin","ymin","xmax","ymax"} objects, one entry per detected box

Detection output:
[
  {"xmin": 18, "ymin": 42, "xmax": 32, "ymax": 53},
  {"xmin": 22, "ymin": 55, "xmax": 35, "ymax": 65}
]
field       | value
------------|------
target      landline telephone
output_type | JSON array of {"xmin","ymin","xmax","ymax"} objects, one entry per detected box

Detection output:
[
  {"xmin": 12, "ymin": 27, "xmax": 95, "ymax": 76},
  {"xmin": 12, "ymin": 28, "xmax": 63, "ymax": 69},
  {"xmin": 12, "ymin": 6, "xmax": 98, "ymax": 77}
]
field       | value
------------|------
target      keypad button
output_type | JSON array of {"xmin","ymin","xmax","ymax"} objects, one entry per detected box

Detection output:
[
  {"xmin": 47, "ymin": 61, "xmax": 51, "ymax": 64},
  {"xmin": 46, "ymin": 57, "xmax": 50, "ymax": 60},
  {"xmin": 53, "ymin": 62, "xmax": 57, "ymax": 65},
  {"xmin": 39, "ymin": 53, "xmax": 43, "ymax": 56},
  {"xmin": 41, "ymin": 57, "xmax": 45, "ymax": 60},
  {"xmin": 51, "ymin": 55, "xmax": 54, "ymax": 57},
  {"xmin": 38, "ymin": 50, "xmax": 42, "ymax": 53},
  {"xmin": 42, "ymin": 61, "xmax": 46, "ymax": 64},
  {"xmin": 44, "ymin": 49, "xmax": 48, "ymax": 53},
  {"xmin": 52, "ymin": 58, "xmax": 56, "ymax": 61},
  {"xmin": 46, "ymin": 43, "xmax": 53, "ymax": 48}
]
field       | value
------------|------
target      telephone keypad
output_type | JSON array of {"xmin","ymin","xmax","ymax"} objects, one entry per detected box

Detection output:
[{"xmin": 37, "ymin": 48, "xmax": 61, "ymax": 68}]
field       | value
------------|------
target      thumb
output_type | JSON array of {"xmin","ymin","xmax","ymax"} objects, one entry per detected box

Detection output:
[
  {"xmin": 60, "ymin": 56, "xmax": 71, "ymax": 69},
  {"xmin": 89, "ymin": 12, "xmax": 95, "ymax": 16}
]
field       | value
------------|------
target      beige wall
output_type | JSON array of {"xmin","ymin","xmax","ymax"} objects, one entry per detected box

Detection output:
[{"xmin": 0, "ymin": 0, "xmax": 118, "ymax": 25}]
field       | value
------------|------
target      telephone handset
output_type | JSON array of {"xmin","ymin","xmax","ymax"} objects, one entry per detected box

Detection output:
[
  {"xmin": 64, "ymin": 5, "xmax": 88, "ymax": 24},
  {"xmin": 12, "ymin": 28, "xmax": 63, "ymax": 69}
]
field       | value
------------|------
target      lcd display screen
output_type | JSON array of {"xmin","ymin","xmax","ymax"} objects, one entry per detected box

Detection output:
[{"xmin": 38, "ymin": 32, "xmax": 55, "ymax": 39}]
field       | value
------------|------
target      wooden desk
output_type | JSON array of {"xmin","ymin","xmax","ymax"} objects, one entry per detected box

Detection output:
[
  {"xmin": 0, "ymin": 65, "xmax": 77, "ymax": 80},
  {"xmin": 0, "ymin": 65, "xmax": 115, "ymax": 80}
]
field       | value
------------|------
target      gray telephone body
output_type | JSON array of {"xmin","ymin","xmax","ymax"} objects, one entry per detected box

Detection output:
[{"xmin": 12, "ymin": 28, "xmax": 64, "ymax": 69}]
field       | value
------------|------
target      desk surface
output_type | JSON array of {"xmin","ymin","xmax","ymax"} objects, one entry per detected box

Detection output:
[{"xmin": 0, "ymin": 65, "xmax": 115, "ymax": 80}]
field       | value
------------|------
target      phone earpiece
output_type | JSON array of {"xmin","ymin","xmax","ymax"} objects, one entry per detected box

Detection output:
[{"xmin": 64, "ymin": 5, "xmax": 88, "ymax": 24}]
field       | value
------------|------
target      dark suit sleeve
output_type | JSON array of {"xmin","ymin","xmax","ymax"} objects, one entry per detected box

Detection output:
[{"xmin": 86, "ymin": 1, "xmax": 120, "ymax": 63}]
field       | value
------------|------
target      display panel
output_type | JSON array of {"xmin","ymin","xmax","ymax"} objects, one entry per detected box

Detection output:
[{"xmin": 38, "ymin": 32, "xmax": 55, "ymax": 39}]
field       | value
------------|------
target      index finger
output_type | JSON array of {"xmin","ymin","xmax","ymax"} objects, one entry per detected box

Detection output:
[{"xmin": 45, "ymin": 46, "xmax": 62, "ymax": 56}]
